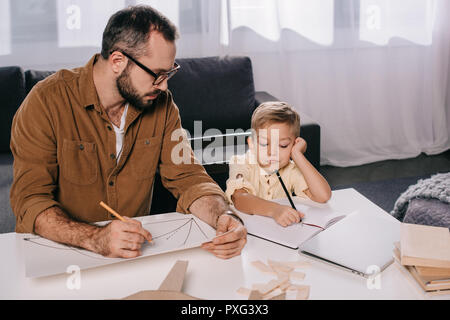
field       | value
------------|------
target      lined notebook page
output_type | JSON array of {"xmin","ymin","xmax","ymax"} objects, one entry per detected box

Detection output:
[
  {"xmin": 234, "ymin": 197, "xmax": 346, "ymax": 249},
  {"xmin": 273, "ymin": 197, "xmax": 346, "ymax": 229}
]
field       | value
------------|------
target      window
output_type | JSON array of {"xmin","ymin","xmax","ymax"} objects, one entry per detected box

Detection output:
[
  {"xmin": 359, "ymin": 0, "xmax": 434, "ymax": 46},
  {"xmin": 11, "ymin": 0, "xmax": 57, "ymax": 44},
  {"xmin": 0, "ymin": 0, "xmax": 214, "ymax": 68},
  {"xmin": 57, "ymin": 0, "xmax": 125, "ymax": 48},
  {"xmin": 0, "ymin": 0, "xmax": 11, "ymax": 56},
  {"xmin": 226, "ymin": 0, "xmax": 435, "ymax": 51},
  {"xmin": 0, "ymin": 0, "xmax": 436, "ymax": 69}
]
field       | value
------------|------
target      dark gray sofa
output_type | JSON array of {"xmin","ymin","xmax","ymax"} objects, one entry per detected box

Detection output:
[{"xmin": 0, "ymin": 56, "xmax": 321, "ymax": 233}]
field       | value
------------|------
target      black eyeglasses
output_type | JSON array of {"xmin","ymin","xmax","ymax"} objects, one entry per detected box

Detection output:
[{"xmin": 113, "ymin": 50, "xmax": 180, "ymax": 86}]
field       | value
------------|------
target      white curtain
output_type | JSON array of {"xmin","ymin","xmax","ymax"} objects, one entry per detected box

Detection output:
[
  {"xmin": 0, "ymin": 0, "xmax": 449, "ymax": 167},
  {"xmin": 217, "ymin": 0, "xmax": 450, "ymax": 167},
  {"xmin": 0, "ymin": 0, "xmax": 10, "ymax": 56},
  {"xmin": 57, "ymin": 0, "xmax": 126, "ymax": 48}
]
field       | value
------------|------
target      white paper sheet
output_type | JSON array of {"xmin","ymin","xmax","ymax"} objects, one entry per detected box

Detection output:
[{"xmin": 23, "ymin": 213, "xmax": 216, "ymax": 278}]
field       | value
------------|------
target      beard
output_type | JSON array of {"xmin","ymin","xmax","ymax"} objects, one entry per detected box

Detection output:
[{"xmin": 116, "ymin": 66, "xmax": 160, "ymax": 111}]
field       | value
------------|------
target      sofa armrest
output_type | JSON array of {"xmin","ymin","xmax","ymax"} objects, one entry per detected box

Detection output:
[
  {"xmin": 300, "ymin": 121, "xmax": 321, "ymax": 171},
  {"xmin": 254, "ymin": 91, "xmax": 321, "ymax": 170},
  {"xmin": 0, "ymin": 66, "xmax": 26, "ymax": 153},
  {"xmin": 255, "ymin": 91, "xmax": 279, "ymax": 106}
]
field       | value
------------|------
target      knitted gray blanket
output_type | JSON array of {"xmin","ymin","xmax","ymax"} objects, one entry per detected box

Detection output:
[{"xmin": 391, "ymin": 173, "xmax": 450, "ymax": 221}]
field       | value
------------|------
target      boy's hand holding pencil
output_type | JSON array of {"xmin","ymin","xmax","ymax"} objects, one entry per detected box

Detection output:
[{"xmin": 271, "ymin": 204, "xmax": 304, "ymax": 227}]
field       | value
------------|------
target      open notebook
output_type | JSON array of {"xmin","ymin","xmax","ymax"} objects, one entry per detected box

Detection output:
[{"xmin": 234, "ymin": 197, "xmax": 347, "ymax": 249}]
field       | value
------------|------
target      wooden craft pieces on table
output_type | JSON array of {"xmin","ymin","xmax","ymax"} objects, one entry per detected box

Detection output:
[
  {"xmin": 122, "ymin": 259, "xmax": 310, "ymax": 300},
  {"xmin": 238, "ymin": 259, "xmax": 311, "ymax": 300}
]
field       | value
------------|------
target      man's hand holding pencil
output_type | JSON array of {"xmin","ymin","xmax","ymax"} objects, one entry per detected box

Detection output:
[{"xmin": 96, "ymin": 202, "xmax": 153, "ymax": 258}]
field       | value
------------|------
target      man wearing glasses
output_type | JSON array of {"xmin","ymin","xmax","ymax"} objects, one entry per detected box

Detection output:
[{"xmin": 10, "ymin": 5, "xmax": 247, "ymax": 259}]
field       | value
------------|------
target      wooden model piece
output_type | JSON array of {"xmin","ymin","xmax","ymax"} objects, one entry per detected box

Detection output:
[{"xmin": 122, "ymin": 260, "xmax": 200, "ymax": 300}]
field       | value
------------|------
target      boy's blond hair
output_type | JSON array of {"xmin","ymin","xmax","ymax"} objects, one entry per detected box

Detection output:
[{"xmin": 251, "ymin": 102, "xmax": 301, "ymax": 137}]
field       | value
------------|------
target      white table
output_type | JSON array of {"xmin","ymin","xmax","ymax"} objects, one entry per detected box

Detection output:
[{"xmin": 0, "ymin": 189, "xmax": 448, "ymax": 300}]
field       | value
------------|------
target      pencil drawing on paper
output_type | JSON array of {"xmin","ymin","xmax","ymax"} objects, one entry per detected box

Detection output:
[
  {"xmin": 144, "ymin": 217, "xmax": 210, "ymax": 244},
  {"xmin": 24, "ymin": 216, "xmax": 212, "ymax": 260},
  {"xmin": 23, "ymin": 236, "xmax": 112, "ymax": 260},
  {"xmin": 23, "ymin": 213, "xmax": 217, "ymax": 278}
]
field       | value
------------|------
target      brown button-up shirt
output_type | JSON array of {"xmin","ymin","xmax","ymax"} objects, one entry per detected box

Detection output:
[{"xmin": 10, "ymin": 54, "xmax": 225, "ymax": 234}]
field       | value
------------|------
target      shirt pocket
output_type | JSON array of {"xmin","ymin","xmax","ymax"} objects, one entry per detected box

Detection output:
[
  {"xmin": 130, "ymin": 136, "xmax": 162, "ymax": 180},
  {"xmin": 60, "ymin": 139, "xmax": 98, "ymax": 185}
]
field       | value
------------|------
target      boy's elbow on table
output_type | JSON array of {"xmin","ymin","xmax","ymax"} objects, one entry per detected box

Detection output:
[{"xmin": 307, "ymin": 190, "xmax": 332, "ymax": 204}]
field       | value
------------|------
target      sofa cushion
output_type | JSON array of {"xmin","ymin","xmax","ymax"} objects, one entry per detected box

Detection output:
[
  {"xmin": 0, "ymin": 153, "xmax": 14, "ymax": 233},
  {"xmin": 0, "ymin": 67, "xmax": 26, "ymax": 152},
  {"xmin": 170, "ymin": 56, "xmax": 256, "ymax": 137},
  {"xmin": 25, "ymin": 70, "xmax": 56, "ymax": 95},
  {"xmin": 24, "ymin": 57, "xmax": 257, "ymax": 138}
]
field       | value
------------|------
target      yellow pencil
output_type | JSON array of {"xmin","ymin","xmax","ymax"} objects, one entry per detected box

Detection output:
[
  {"xmin": 100, "ymin": 201, "xmax": 126, "ymax": 222},
  {"xmin": 99, "ymin": 201, "xmax": 153, "ymax": 244}
]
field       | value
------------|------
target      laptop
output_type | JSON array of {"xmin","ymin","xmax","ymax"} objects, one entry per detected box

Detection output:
[{"xmin": 299, "ymin": 211, "xmax": 401, "ymax": 278}]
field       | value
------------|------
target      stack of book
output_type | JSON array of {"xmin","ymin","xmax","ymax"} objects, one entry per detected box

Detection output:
[{"xmin": 393, "ymin": 223, "xmax": 450, "ymax": 293}]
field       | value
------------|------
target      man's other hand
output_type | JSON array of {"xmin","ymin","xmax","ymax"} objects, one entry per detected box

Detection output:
[{"xmin": 201, "ymin": 214, "xmax": 247, "ymax": 259}]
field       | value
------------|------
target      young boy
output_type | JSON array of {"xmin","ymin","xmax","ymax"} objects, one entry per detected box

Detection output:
[{"xmin": 226, "ymin": 102, "xmax": 332, "ymax": 227}]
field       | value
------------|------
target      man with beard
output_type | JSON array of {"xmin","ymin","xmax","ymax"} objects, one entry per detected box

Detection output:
[{"xmin": 10, "ymin": 6, "xmax": 247, "ymax": 259}]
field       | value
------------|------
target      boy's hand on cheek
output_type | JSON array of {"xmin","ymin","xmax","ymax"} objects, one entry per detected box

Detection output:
[{"xmin": 291, "ymin": 137, "xmax": 307, "ymax": 156}]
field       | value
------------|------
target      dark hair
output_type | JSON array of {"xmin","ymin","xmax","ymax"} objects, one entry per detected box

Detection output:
[{"xmin": 101, "ymin": 5, "xmax": 179, "ymax": 59}]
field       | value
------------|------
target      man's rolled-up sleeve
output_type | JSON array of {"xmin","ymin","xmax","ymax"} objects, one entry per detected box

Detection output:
[
  {"xmin": 10, "ymin": 88, "xmax": 60, "ymax": 233},
  {"xmin": 159, "ymin": 94, "xmax": 226, "ymax": 214}
]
